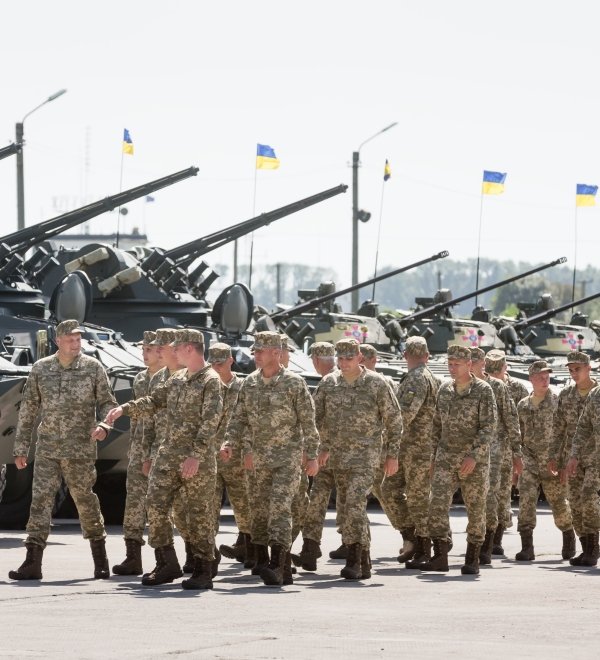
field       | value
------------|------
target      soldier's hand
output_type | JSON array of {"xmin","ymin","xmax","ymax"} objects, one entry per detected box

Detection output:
[
  {"xmin": 14, "ymin": 456, "xmax": 27, "ymax": 470},
  {"xmin": 459, "ymin": 456, "xmax": 476, "ymax": 478},
  {"xmin": 513, "ymin": 456, "xmax": 523, "ymax": 476},
  {"xmin": 566, "ymin": 457, "xmax": 579, "ymax": 479},
  {"xmin": 547, "ymin": 459, "xmax": 558, "ymax": 477},
  {"xmin": 105, "ymin": 407, "xmax": 123, "ymax": 424},
  {"xmin": 305, "ymin": 458, "xmax": 319, "ymax": 477},
  {"xmin": 181, "ymin": 457, "xmax": 199, "ymax": 479},
  {"xmin": 91, "ymin": 425, "xmax": 108, "ymax": 441},
  {"xmin": 219, "ymin": 445, "xmax": 233, "ymax": 462},
  {"xmin": 317, "ymin": 451, "xmax": 330, "ymax": 468},
  {"xmin": 142, "ymin": 460, "xmax": 152, "ymax": 477},
  {"xmin": 243, "ymin": 452, "xmax": 254, "ymax": 470},
  {"xmin": 384, "ymin": 456, "xmax": 399, "ymax": 477}
]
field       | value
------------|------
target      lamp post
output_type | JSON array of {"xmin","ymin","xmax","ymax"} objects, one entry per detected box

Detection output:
[
  {"xmin": 351, "ymin": 121, "xmax": 397, "ymax": 312},
  {"xmin": 16, "ymin": 88, "xmax": 67, "ymax": 230}
]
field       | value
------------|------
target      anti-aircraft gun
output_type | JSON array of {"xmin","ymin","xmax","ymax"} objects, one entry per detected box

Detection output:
[
  {"xmin": 0, "ymin": 143, "xmax": 21, "ymax": 162},
  {"xmin": 35, "ymin": 184, "xmax": 348, "ymax": 341},
  {"xmin": 382, "ymin": 257, "xmax": 568, "ymax": 354},
  {"xmin": 261, "ymin": 251, "xmax": 450, "ymax": 351}
]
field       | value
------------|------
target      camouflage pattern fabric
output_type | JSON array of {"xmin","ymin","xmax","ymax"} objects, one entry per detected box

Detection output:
[
  {"xmin": 333, "ymin": 469, "xmax": 373, "ymax": 546},
  {"xmin": 291, "ymin": 472, "xmax": 310, "ymax": 541},
  {"xmin": 517, "ymin": 391, "xmax": 573, "ymax": 532},
  {"xmin": 372, "ymin": 463, "xmax": 409, "ymax": 530},
  {"xmin": 301, "ymin": 466, "xmax": 337, "ymax": 543},
  {"xmin": 504, "ymin": 375, "xmax": 529, "ymax": 407},
  {"xmin": 14, "ymin": 353, "xmax": 117, "ymax": 459},
  {"xmin": 428, "ymin": 377, "xmax": 496, "ymax": 544}
]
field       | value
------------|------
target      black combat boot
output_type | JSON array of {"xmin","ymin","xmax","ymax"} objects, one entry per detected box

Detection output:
[
  {"xmin": 479, "ymin": 528, "xmax": 495, "ymax": 565},
  {"xmin": 360, "ymin": 547, "xmax": 372, "ymax": 580},
  {"xmin": 182, "ymin": 541, "xmax": 195, "ymax": 574},
  {"xmin": 340, "ymin": 543, "xmax": 362, "ymax": 580},
  {"xmin": 8, "ymin": 543, "xmax": 44, "ymax": 580},
  {"xmin": 461, "ymin": 542, "xmax": 481, "ymax": 575},
  {"xmin": 141, "ymin": 544, "xmax": 183, "ymax": 585},
  {"xmin": 419, "ymin": 538, "xmax": 449, "ymax": 572},
  {"xmin": 397, "ymin": 527, "xmax": 417, "ymax": 563},
  {"xmin": 569, "ymin": 536, "xmax": 588, "ymax": 566},
  {"xmin": 260, "ymin": 544, "xmax": 286, "ymax": 586},
  {"xmin": 112, "ymin": 538, "xmax": 143, "ymax": 576},
  {"xmin": 90, "ymin": 539, "xmax": 110, "ymax": 579},
  {"xmin": 406, "ymin": 537, "xmax": 431, "ymax": 569},
  {"xmin": 211, "ymin": 547, "xmax": 221, "ymax": 578},
  {"xmin": 244, "ymin": 539, "xmax": 257, "ymax": 570},
  {"xmin": 292, "ymin": 538, "xmax": 321, "ymax": 572},
  {"xmin": 251, "ymin": 544, "xmax": 269, "ymax": 576},
  {"xmin": 581, "ymin": 532, "xmax": 600, "ymax": 567},
  {"xmin": 515, "ymin": 530, "xmax": 535, "ymax": 561},
  {"xmin": 219, "ymin": 532, "xmax": 247, "ymax": 562},
  {"xmin": 182, "ymin": 557, "xmax": 213, "ymax": 590},
  {"xmin": 492, "ymin": 525, "xmax": 505, "ymax": 555},
  {"xmin": 329, "ymin": 543, "xmax": 348, "ymax": 560},
  {"xmin": 282, "ymin": 552, "xmax": 294, "ymax": 585},
  {"xmin": 561, "ymin": 528, "xmax": 576, "ymax": 560}
]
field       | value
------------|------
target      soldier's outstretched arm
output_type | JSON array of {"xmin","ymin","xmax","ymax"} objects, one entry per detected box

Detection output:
[
  {"xmin": 223, "ymin": 379, "xmax": 250, "ymax": 456},
  {"xmin": 294, "ymin": 380, "xmax": 319, "ymax": 460},
  {"xmin": 13, "ymin": 367, "xmax": 42, "ymax": 459}
]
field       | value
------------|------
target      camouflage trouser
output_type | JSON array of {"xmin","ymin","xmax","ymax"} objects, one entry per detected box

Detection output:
[
  {"xmin": 250, "ymin": 464, "xmax": 301, "ymax": 550},
  {"xmin": 517, "ymin": 467, "xmax": 573, "ymax": 532},
  {"xmin": 333, "ymin": 468, "xmax": 373, "ymax": 548},
  {"xmin": 291, "ymin": 472, "xmax": 310, "ymax": 542},
  {"xmin": 397, "ymin": 449, "xmax": 431, "ymax": 537},
  {"xmin": 486, "ymin": 443, "xmax": 514, "ymax": 531},
  {"xmin": 213, "ymin": 460, "xmax": 251, "ymax": 536},
  {"xmin": 568, "ymin": 464, "xmax": 600, "ymax": 536},
  {"xmin": 301, "ymin": 467, "xmax": 338, "ymax": 544},
  {"xmin": 146, "ymin": 458, "xmax": 216, "ymax": 560},
  {"xmin": 428, "ymin": 454, "xmax": 489, "ymax": 545},
  {"xmin": 122, "ymin": 452, "xmax": 148, "ymax": 544},
  {"xmin": 26, "ymin": 457, "xmax": 105, "ymax": 548},
  {"xmin": 372, "ymin": 461, "xmax": 409, "ymax": 531}
]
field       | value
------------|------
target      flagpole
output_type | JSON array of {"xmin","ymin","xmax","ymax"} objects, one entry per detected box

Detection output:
[
  {"xmin": 248, "ymin": 164, "xmax": 258, "ymax": 289},
  {"xmin": 572, "ymin": 203, "xmax": 578, "ymax": 302},
  {"xmin": 474, "ymin": 191, "xmax": 484, "ymax": 307},
  {"xmin": 116, "ymin": 148, "xmax": 124, "ymax": 248},
  {"xmin": 371, "ymin": 177, "xmax": 387, "ymax": 300}
]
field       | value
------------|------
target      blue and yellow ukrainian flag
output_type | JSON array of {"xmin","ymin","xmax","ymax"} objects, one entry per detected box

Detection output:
[
  {"xmin": 256, "ymin": 144, "xmax": 280, "ymax": 170},
  {"xmin": 384, "ymin": 160, "xmax": 391, "ymax": 182},
  {"xmin": 482, "ymin": 170, "xmax": 506, "ymax": 195},
  {"xmin": 576, "ymin": 183, "xmax": 598, "ymax": 207},
  {"xmin": 123, "ymin": 129, "xmax": 134, "ymax": 155}
]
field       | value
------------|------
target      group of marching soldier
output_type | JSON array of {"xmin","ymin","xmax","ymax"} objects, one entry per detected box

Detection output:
[{"xmin": 7, "ymin": 318, "xmax": 600, "ymax": 588}]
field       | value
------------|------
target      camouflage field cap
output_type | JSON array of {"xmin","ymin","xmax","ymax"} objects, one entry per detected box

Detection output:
[
  {"xmin": 404, "ymin": 336, "xmax": 428, "ymax": 358},
  {"xmin": 280, "ymin": 334, "xmax": 296, "ymax": 353},
  {"xmin": 56, "ymin": 319, "xmax": 85, "ymax": 336},
  {"xmin": 208, "ymin": 342, "xmax": 232, "ymax": 363},
  {"xmin": 470, "ymin": 347, "xmax": 485, "ymax": 361},
  {"xmin": 252, "ymin": 331, "xmax": 282, "ymax": 350},
  {"xmin": 447, "ymin": 345, "xmax": 471, "ymax": 361},
  {"xmin": 528, "ymin": 359, "xmax": 553, "ymax": 375},
  {"xmin": 171, "ymin": 328, "xmax": 205, "ymax": 346},
  {"xmin": 142, "ymin": 330, "xmax": 157, "ymax": 345},
  {"xmin": 566, "ymin": 350, "xmax": 590, "ymax": 365},
  {"xmin": 310, "ymin": 342, "xmax": 335, "ymax": 358},
  {"xmin": 152, "ymin": 328, "xmax": 177, "ymax": 346},
  {"xmin": 359, "ymin": 344, "xmax": 378, "ymax": 359},
  {"xmin": 485, "ymin": 349, "xmax": 506, "ymax": 372},
  {"xmin": 335, "ymin": 338, "xmax": 360, "ymax": 358}
]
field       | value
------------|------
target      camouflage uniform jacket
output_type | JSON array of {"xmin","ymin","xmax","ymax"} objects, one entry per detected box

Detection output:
[
  {"xmin": 123, "ymin": 364, "xmax": 222, "ymax": 470},
  {"xmin": 396, "ymin": 364, "xmax": 438, "ymax": 448},
  {"xmin": 570, "ymin": 384, "xmax": 600, "ymax": 467},
  {"xmin": 504, "ymin": 374, "xmax": 529, "ymax": 406},
  {"xmin": 551, "ymin": 379, "xmax": 598, "ymax": 468},
  {"xmin": 484, "ymin": 374, "xmax": 522, "ymax": 456},
  {"xmin": 129, "ymin": 368, "xmax": 151, "ymax": 459},
  {"xmin": 224, "ymin": 367, "xmax": 319, "ymax": 468},
  {"xmin": 517, "ymin": 389, "xmax": 557, "ymax": 472},
  {"xmin": 216, "ymin": 374, "xmax": 243, "ymax": 466},
  {"xmin": 14, "ymin": 353, "xmax": 117, "ymax": 460},
  {"xmin": 314, "ymin": 366, "xmax": 403, "ymax": 470},
  {"xmin": 433, "ymin": 376, "xmax": 497, "ymax": 463}
]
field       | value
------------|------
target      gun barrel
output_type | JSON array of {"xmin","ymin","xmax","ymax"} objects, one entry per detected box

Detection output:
[
  {"xmin": 513, "ymin": 290, "xmax": 600, "ymax": 330},
  {"xmin": 399, "ymin": 257, "xmax": 567, "ymax": 326},
  {"xmin": 0, "ymin": 143, "xmax": 21, "ymax": 162},
  {"xmin": 271, "ymin": 251, "xmax": 450, "ymax": 322}
]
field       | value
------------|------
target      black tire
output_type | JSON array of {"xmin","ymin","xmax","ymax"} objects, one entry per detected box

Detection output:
[{"xmin": 0, "ymin": 463, "xmax": 33, "ymax": 530}]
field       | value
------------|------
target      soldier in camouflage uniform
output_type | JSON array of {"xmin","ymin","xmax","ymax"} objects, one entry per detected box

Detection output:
[
  {"xmin": 292, "ymin": 342, "xmax": 341, "ymax": 571},
  {"xmin": 563, "ymin": 352, "xmax": 600, "ymax": 566},
  {"xmin": 314, "ymin": 338, "xmax": 402, "ymax": 580},
  {"xmin": 208, "ymin": 343, "xmax": 250, "ymax": 564},
  {"xmin": 420, "ymin": 344, "xmax": 496, "ymax": 576},
  {"xmin": 106, "ymin": 329, "xmax": 223, "ymax": 590},
  {"xmin": 221, "ymin": 331, "xmax": 319, "ymax": 587},
  {"xmin": 485, "ymin": 349, "xmax": 529, "ymax": 553},
  {"xmin": 516, "ymin": 360, "xmax": 575, "ymax": 562},
  {"xmin": 9, "ymin": 320, "xmax": 117, "ymax": 582},
  {"xmin": 112, "ymin": 330, "xmax": 161, "ymax": 576},
  {"xmin": 469, "ymin": 348, "xmax": 523, "ymax": 565}
]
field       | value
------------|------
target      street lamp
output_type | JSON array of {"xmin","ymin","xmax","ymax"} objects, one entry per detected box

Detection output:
[
  {"xmin": 351, "ymin": 121, "xmax": 397, "ymax": 312},
  {"xmin": 16, "ymin": 88, "xmax": 67, "ymax": 230}
]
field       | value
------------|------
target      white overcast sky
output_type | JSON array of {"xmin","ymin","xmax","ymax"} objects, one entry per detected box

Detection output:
[{"xmin": 2, "ymin": 1, "xmax": 600, "ymax": 290}]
